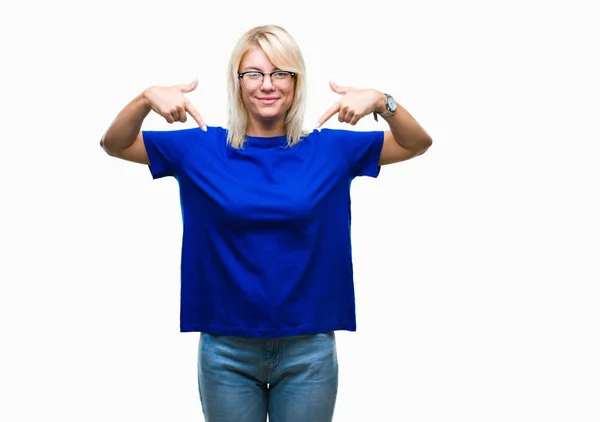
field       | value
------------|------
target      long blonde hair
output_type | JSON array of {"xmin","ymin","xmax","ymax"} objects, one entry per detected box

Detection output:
[{"xmin": 226, "ymin": 25, "xmax": 308, "ymax": 149}]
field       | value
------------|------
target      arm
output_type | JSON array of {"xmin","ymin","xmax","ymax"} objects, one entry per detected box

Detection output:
[
  {"xmin": 100, "ymin": 92, "xmax": 151, "ymax": 165},
  {"xmin": 374, "ymin": 94, "xmax": 433, "ymax": 166},
  {"xmin": 100, "ymin": 80, "xmax": 206, "ymax": 165},
  {"xmin": 316, "ymin": 81, "xmax": 433, "ymax": 166}
]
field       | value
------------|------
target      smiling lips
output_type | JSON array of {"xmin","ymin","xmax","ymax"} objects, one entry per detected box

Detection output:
[{"xmin": 257, "ymin": 97, "xmax": 278, "ymax": 105}]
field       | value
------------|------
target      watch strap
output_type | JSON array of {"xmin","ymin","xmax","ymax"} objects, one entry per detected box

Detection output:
[{"xmin": 373, "ymin": 93, "xmax": 394, "ymax": 121}]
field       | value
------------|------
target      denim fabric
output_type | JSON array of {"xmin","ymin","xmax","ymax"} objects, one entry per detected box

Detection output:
[{"xmin": 197, "ymin": 331, "xmax": 339, "ymax": 421}]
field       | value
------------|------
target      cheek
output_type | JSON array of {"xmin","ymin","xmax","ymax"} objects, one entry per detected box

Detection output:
[
  {"xmin": 285, "ymin": 93, "xmax": 295, "ymax": 110},
  {"xmin": 285, "ymin": 86, "xmax": 296, "ymax": 105},
  {"xmin": 240, "ymin": 89, "xmax": 255, "ymax": 109},
  {"xmin": 283, "ymin": 88, "xmax": 294, "ymax": 104}
]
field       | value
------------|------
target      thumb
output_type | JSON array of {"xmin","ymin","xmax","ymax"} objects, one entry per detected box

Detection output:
[
  {"xmin": 179, "ymin": 79, "xmax": 198, "ymax": 93},
  {"xmin": 329, "ymin": 79, "xmax": 348, "ymax": 95}
]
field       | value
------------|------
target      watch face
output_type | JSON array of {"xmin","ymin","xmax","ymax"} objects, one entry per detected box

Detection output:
[{"xmin": 387, "ymin": 95, "xmax": 397, "ymax": 111}]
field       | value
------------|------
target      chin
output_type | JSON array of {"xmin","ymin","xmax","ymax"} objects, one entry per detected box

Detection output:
[{"xmin": 253, "ymin": 109, "xmax": 282, "ymax": 120}]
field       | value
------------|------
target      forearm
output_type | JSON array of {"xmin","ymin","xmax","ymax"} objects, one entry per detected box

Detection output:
[
  {"xmin": 100, "ymin": 91, "xmax": 152, "ymax": 154},
  {"xmin": 377, "ymin": 95, "xmax": 432, "ymax": 152}
]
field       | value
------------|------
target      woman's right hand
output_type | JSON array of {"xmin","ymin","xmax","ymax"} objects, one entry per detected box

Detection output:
[{"xmin": 143, "ymin": 79, "xmax": 207, "ymax": 131}]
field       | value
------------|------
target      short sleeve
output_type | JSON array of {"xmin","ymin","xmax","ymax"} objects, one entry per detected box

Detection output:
[
  {"xmin": 322, "ymin": 129, "xmax": 385, "ymax": 179},
  {"xmin": 142, "ymin": 127, "xmax": 201, "ymax": 179}
]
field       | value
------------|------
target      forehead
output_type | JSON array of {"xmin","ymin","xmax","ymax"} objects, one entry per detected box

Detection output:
[{"xmin": 240, "ymin": 47, "xmax": 276, "ymax": 71}]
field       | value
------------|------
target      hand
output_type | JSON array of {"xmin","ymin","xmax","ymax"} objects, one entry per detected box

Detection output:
[
  {"xmin": 316, "ymin": 80, "xmax": 385, "ymax": 128},
  {"xmin": 143, "ymin": 79, "xmax": 207, "ymax": 131}
]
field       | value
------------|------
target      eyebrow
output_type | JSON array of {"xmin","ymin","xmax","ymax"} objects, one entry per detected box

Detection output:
[{"xmin": 241, "ymin": 67, "xmax": 280, "ymax": 72}]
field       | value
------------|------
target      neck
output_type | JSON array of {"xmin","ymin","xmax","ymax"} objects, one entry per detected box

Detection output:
[{"xmin": 246, "ymin": 116, "xmax": 286, "ymax": 138}]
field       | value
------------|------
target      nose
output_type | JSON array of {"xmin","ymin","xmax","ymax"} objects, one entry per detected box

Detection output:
[{"xmin": 261, "ymin": 75, "xmax": 275, "ymax": 90}]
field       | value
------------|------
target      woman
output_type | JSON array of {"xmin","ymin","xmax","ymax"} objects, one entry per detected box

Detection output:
[{"xmin": 101, "ymin": 24, "xmax": 431, "ymax": 422}]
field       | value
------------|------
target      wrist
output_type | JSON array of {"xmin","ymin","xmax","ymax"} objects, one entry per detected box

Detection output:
[
  {"xmin": 374, "ymin": 91, "xmax": 388, "ymax": 114},
  {"xmin": 140, "ymin": 88, "xmax": 155, "ymax": 111}
]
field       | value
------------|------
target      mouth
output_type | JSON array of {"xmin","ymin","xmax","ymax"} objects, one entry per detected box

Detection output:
[{"xmin": 257, "ymin": 97, "xmax": 279, "ymax": 105}]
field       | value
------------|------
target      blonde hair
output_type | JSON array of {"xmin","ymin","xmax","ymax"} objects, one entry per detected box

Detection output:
[{"xmin": 226, "ymin": 25, "xmax": 309, "ymax": 149}]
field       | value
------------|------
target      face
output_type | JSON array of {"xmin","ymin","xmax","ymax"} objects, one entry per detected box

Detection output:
[{"xmin": 238, "ymin": 47, "xmax": 295, "ymax": 129}]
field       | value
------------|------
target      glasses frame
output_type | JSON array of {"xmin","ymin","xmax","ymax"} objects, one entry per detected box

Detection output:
[{"xmin": 237, "ymin": 70, "xmax": 297, "ymax": 89}]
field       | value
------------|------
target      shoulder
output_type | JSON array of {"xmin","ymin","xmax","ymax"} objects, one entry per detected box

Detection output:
[
  {"xmin": 143, "ymin": 125, "xmax": 227, "ymax": 140},
  {"xmin": 309, "ymin": 128, "xmax": 385, "ymax": 177},
  {"xmin": 142, "ymin": 125, "xmax": 228, "ymax": 159},
  {"xmin": 305, "ymin": 128, "xmax": 384, "ymax": 155},
  {"xmin": 144, "ymin": 125, "xmax": 228, "ymax": 154},
  {"xmin": 307, "ymin": 127, "xmax": 384, "ymax": 142}
]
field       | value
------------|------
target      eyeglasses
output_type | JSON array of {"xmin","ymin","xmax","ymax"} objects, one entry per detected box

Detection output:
[{"xmin": 238, "ymin": 70, "xmax": 296, "ymax": 90}]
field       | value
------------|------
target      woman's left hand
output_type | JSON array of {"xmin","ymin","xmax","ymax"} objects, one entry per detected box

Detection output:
[{"xmin": 316, "ymin": 80, "xmax": 385, "ymax": 128}]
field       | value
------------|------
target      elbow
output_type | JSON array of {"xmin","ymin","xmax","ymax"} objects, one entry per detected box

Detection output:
[
  {"xmin": 99, "ymin": 138, "xmax": 110, "ymax": 155},
  {"xmin": 100, "ymin": 136, "xmax": 117, "ymax": 157},
  {"xmin": 416, "ymin": 136, "xmax": 433, "ymax": 156},
  {"xmin": 423, "ymin": 135, "xmax": 433, "ymax": 150}
]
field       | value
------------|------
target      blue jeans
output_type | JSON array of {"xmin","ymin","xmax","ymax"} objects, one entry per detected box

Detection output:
[{"xmin": 197, "ymin": 331, "xmax": 339, "ymax": 422}]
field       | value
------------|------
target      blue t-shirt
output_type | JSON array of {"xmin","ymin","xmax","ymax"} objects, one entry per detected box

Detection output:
[{"xmin": 142, "ymin": 126, "xmax": 384, "ymax": 338}]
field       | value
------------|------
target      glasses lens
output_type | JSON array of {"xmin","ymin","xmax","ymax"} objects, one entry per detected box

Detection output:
[
  {"xmin": 242, "ymin": 72, "xmax": 262, "ymax": 89},
  {"xmin": 241, "ymin": 72, "xmax": 293, "ymax": 89},
  {"xmin": 271, "ymin": 72, "xmax": 292, "ymax": 89}
]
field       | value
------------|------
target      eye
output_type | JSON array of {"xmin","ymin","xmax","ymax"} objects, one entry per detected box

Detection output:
[
  {"xmin": 245, "ymin": 72, "xmax": 262, "ymax": 79},
  {"xmin": 272, "ymin": 71, "xmax": 289, "ymax": 79}
]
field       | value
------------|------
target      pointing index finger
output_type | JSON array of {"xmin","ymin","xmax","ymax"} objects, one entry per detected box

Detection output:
[
  {"xmin": 185, "ymin": 101, "xmax": 207, "ymax": 132},
  {"xmin": 316, "ymin": 101, "xmax": 340, "ymax": 129}
]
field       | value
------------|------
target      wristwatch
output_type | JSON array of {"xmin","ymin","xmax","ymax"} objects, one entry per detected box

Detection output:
[{"xmin": 373, "ymin": 93, "xmax": 397, "ymax": 121}]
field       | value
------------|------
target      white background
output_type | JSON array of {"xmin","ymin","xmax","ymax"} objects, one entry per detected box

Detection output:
[{"xmin": 1, "ymin": 0, "xmax": 599, "ymax": 421}]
